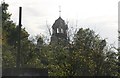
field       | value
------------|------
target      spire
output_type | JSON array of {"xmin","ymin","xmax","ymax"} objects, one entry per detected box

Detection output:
[
  {"xmin": 59, "ymin": 5, "xmax": 61, "ymax": 17},
  {"xmin": 1, "ymin": 0, "xmax": 5, "ymax": 3}
]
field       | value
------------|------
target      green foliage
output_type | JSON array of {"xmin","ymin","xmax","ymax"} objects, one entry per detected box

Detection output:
[
  {"xmin": 44, "ymin": 28, "xmax": 118, "ymax": 76},
  {"xmin": 2, "ymin": 44, "xmax": 16, "ymax": 68},
  {"xmin": 2, "ymin": 2, "xmax": 16, "ymax": 68},
  {"xmin": 2, "ymin": 2, "xmax": 39, "ymax": 68}
]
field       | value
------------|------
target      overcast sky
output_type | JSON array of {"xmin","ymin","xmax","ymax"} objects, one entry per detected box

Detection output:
[{"xmin": 3, "ymin": 0, "xmax": 119, "ymax": 47}]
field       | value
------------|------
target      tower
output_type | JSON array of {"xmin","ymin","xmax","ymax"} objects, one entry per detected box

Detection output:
[{"xmin": 50, "ymin": 7, "xmax": 68, "ymax": 45}]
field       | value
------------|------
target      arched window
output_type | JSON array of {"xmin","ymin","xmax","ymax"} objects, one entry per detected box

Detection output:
[
  {"xmin": 61, "ymin": 29, "xmax": 63, "ymax": 33},
  {"xmin": 57, "ymin": 28, "xmax": 59, "ymax": 33}
]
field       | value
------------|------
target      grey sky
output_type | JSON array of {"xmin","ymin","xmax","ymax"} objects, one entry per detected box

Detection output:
[{"xmin": 4, "ymin": 0, "xmax": 119, "ymax": 47}]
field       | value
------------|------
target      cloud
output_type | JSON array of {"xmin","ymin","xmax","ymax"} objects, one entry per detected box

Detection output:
[
  {"xmin": 5, "ymin": 0, "xmax": 119, "ymax": 47},
  {"xmin": 76, "ymin": 16, "xmax": 118, "ymax": 47}
]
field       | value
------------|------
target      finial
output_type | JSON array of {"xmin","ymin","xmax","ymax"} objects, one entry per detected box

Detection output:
[
  {"xmin": 59, "ymin": 5, "xmax": 61, "ymax": 17},
  {"xmin": 3, "ymin": 0, "xmax": 5, "ymax": 2},
  {"xmin": 1, "ymin": 0, "xmax": 5, "ymax": 3}
]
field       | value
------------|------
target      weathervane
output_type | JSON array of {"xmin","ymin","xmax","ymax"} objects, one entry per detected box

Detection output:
[
  {"xmin": 59, "ymin": 5, "xmax": 61, "ymax": 17},
  {"xmin": 2, "ymin": 0, "xmax": 5, "ymax": 3}
]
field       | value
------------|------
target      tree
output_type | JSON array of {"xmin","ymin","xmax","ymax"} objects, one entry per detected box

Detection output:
[
  {"xmin": 46, "ymin": 28, "xmax": 118, "ymax": 76},
  {"xmin": 2, "ymin": 2, "xmax": 17, "ymax": 68},
  {"xmin": 118, "ymin": 31, "xmax": 120, "ymax": 76},
  {"xmin": 2, "ymin": 2, "xmax": 38, "ymax": 68},
  {"xmin": 71, "ymin": 28, "xmax": 118, "ymax": 76}
]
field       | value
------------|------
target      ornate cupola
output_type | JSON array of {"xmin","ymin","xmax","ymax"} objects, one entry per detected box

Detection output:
[{"xmin": 50, "ymin": 7, "xmax": 68, "ymax": 44}]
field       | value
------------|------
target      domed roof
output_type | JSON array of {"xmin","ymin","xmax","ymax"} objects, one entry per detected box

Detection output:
[{"xmin": 52, "ymin": 17, "xmax": 68, "ymax": 30}]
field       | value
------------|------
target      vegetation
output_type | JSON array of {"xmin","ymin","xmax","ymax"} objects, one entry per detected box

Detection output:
[{"xmin": 1, "ymin": 2, "xmax": 119, "ymax": 76}]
